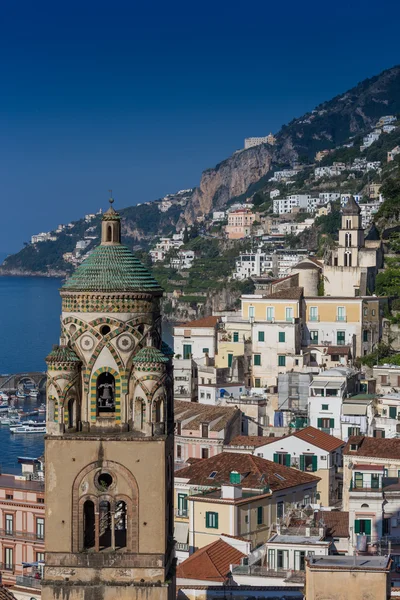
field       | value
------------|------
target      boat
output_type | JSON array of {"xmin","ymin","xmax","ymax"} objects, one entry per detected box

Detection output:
[
  {"xmin": 11, "ymin": 422, "xmax": 46, "ymax": 434},
  {"xmin": 37, "ymin": 404, "xmax": 46, "ymax": 414},
  {"xmin": 16, "ymin": 390, "xmax": 28, "ymax": 399},
  {"xmin": 29, "ymin": 389, "xmax": 39, "ymax": 399},
  {"xmin": 0, "ymin": 401, "xmax": 9, "ymax": 413},
  {"xmin": 0, "ymin": 391, "xmax": 8, "ymax": 401}
]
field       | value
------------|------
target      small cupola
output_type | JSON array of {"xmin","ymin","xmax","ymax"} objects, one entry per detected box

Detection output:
[{"xmin": 101, "ymin": 197, "xmax": 121, "ymax": 245}]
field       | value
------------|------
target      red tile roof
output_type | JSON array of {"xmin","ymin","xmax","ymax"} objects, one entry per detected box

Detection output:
[
  {"xmin": 176, "ymin": 539, "xmax": 245, "ymax": 582},
  {"xmin": 182, "ymin": 316, "xmax": 220, "ymax": 328},
  {"xmin": 227, "ymin": 435, "xmax": 282, "ymax": 448},
  {"xmin": 175, "ymin": 400, "xmax": 240, "ymax": 432},
  {"xmin": 327, "ymin": 345, "xmax": 351, "ymax": 356},
  {"xmin": 292, "ymin": 426, "xmax": 344, "ymax": 452},
  {"xmin": 315, "ymin": 511, "xmax": 349, "ymax": 538},
  {"xmin": 0, "ymin": 588, "xmax": 17, "ymax": 600},
  {"xmin": 354, "ymin": 464, "xmax": 385, "ymax": 471},
  {"xmin": 264, "ymin": 286, "xmax": 303, "ymax": 300},
  {"xmin": 175, "ymin": 451, "xmax": 320, "ymax": 491},
  {"xmin": 344, "ymin": 436, "xmax": 400, "ymax": 459}
]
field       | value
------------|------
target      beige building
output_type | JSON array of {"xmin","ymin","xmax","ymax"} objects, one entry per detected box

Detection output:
[
  {"xmin": 43, "ymin": 201, "xmax": 175, "ymax": 600},
  {"xmin": 215, "ymin": 317, "xmax": 251, "ymax": 370},
  {"xmin": 324, "ymin": 196, "xmax": 383, "ymax": 297},
  {"xmin": 305, "ymin": 555, "xmax": 391, "ymax": 600},
  {"xmin": 225, "ymin": 208, "xmax": 258, "ymax": 239}
]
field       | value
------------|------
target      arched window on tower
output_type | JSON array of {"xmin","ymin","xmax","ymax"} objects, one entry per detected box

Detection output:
[
  {"xmin": 106, "ymin": 225, "xmax": 112, "ymax": 242},
  {"xmin": 83, "ymin": 500, "xmax": 95, "ymax": 549},
  {"xmin": 344, "ymin": 253, "xmax": 348, "ymax": 267},
  {"xmin": 99, "ymin": 501, "xmax": 112, "ymax": 550},
  {"xmin": 346, "ymin": 219, "xmax": 351, "ymax": 229},
  {"xmin": 115, "ymin": 500, "xmax": 127, "ymax": 549},
  {"xmin": 348, "ymin": 253, "xmax": 352, "ymax": 267},
  {"xmin": 67, "ymin": 397, "xmax": 75, "ymax": 429},
  {"xmin": 134, "ymin": 397, "xmax": 146, "ymax": 430},
  {"xmin": 97, "ymin": 373, "xmax": 115, "ymax": 414}
]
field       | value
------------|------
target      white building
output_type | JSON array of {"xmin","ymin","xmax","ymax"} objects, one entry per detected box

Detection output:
[
  {"xmin": 31, "ymin": 232, "xmax": 57, "ymax": 244},
  {"xmin": 315, "ymin": 163, "xmax": 346, "ymax": 179},
  {"xmin": 319, "ymin": 192, "xmax": 340, "ymax": 203},
  {"xmin": 198, "ymin": 383, "xmax": 245, "ymax": 405},
  {"xmin": 271, "ymin": 169, "xmax": 298, "ymax": 182},
  {"xmin": 273, "ymin": 194, "xmax": 315, "ymax": 215},
  {"xmin": 212, "ymin": 211, "xmax": 226, "ymax": 222},
  {"xmin": 359, "ymin": 200, "xmax": 383, "ymax": 228},
  {"xmin": 173, "ymin": 316, "xmax": 219, "ymax": 360},
  {"xmin": 233, "ymin": 250, "xmax": 268, "ymax": 280},
  {"xmin": 149, "ymin": 236, "xmax": 184, "ymax": 262},
  {"xmin": 388, "ymin": 146, "xmax": 400, "ymax": 162},
  {"xmin": 340, "ymin": 193, "xmax": 363, "ymax": 207},
  {"xmin": 170, "ymin": 249, "xmax": 195, "ymax": 270},
  {"xmin": 360, "ymin": 129, "xmax": 381, "ymax": 150},
  {"xmin": 244, "ymin": 134, "xmax": 275, "ymax": 149},
  {"xmin": 371, "ymin": 392, "xmax": 400, "ymax": 439},
  {"xmin": 270, "ymin": 189, "xmax": 281, "ymax": 199}
]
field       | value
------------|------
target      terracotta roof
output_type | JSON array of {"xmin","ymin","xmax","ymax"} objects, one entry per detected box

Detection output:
[
  {"xmin": 292, "ymin": 426, "xmax": 344, "ymax": 452},
  {"xmin": 344, "ymin": 436, "xmax": 400, "ymax": 459},
  {"xmin": 0, "ymin": 588, "xmax": 17, "ymax": 600},
  {"xmin": 227, "ymin": 435, "xmax": 282, "ymax": 448},
  {"xmin": 327, "ymin": 345, "xmax": 351, "ymax": 355},
  {"xmin": 175, "ymin": 400, "xmax": 239, "ymax": 432},
  {"xmin": 175, "ymin": 451, "xmax": 320, "ymax": 491},
  {"xmin": 176, "ymin": 539, "xmax": 245, "ymax": 582},
  {"xmin": 263, "ymin": 287, "xmax": 303, "ymax": 300},
  {"xmin": 182, "ymin": 316, "xmax": 220, "ymax": 328},
  {"xmin": 354, "ymin": 464, "xmax": 385, "ymax": 471},
  {"xmin": 315, "ymin": 511, "xmax": 349, "ymax": 538}
]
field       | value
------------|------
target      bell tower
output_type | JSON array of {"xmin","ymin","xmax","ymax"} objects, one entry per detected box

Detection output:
[
  {"xmin": 43, "ymin": 199, "xmax": 175, "ymax": 600},
  {"xmin": 337, "ymin": 195, "xmax": 364, "ymax": 267}
]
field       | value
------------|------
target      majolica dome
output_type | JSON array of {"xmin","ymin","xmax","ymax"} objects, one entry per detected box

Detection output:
[
  {"xmin": 46, "ymin": 344, "xmax": 81, "ymax": 364},
  {"xmin": 132, "ymin": 346, "xmax": 170, "ymax": 364},
  {"xmin": 62, "ymin": 199, "xmax": 163, "ymax": 294}
]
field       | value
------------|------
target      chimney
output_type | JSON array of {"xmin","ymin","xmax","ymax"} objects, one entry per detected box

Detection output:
[{"xmin": 204, "ymin": 353, "xmax": 209, "ymax": 366}]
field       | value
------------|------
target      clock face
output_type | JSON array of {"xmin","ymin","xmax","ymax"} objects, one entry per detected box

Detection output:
[
  {"xmin": 80, "ymin": 335, "xmax": 95, "ymax": 352},
  {"xmin": 116, "ymin": 334, "xmax": 134, "ymax": 353}
]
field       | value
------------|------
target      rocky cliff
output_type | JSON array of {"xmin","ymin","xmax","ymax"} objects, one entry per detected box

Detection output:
[{"xmin": 184, "ymin": 144, "xmax": 274, "ymax": 223}]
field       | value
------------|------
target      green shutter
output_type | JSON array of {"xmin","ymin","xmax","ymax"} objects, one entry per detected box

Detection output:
[
  {"xmin": 206, "ymin": 512, "xmax": 210, "ymax": 527},
  {"xmin": 273, "ymin": 453, "xmax": 279, "ymax": 463},
  {"xmin": 228, "ymin": 353, "xmax": 233, "ymax": 368},
  {"xmin": 257, "ymin": 506, "xmax": 263, "ymax": 525},
  {"xmin": 233, "ymin": 332, "xmax": 239, "ymax": 342},
  {"xmin": 354, "ymin": 519, "xmax": 360, "ymax": 534},
  {"xmin": 312, "ymin": 456, "xmax": 318, "ymax": 471},
  {"xmin": 390, "ymin": 406, "xmax": 397, "ymax": 419},
  {"xmin": 285, "ymin": 454, "xmax": 291, "ymax": 467},
  {"xmin": 258, "ymin": 331, "xmax": 265, "ymax": 342},
  {"xmin": 214, "ymin": 513, "xmax": 219, "ymax": 529},
  {"xmin": 348, "ymin": 426, "xmax": 352, "ymax": 436},
  {"xmin": 330, "ymin": 418, "xmax": 334, "ymax": 428},
  {"xmin": 300, "ymin": 455, "xmax": 305, "ymax": 471},
  {"xmin": 364, "ymin": 520, "xmax": 371, "ymax": 535},
  {"xmin": 317, "ymin": 418, "xmax": 323, "ymax": 428},
  {"xmin": 279, "ymin": 332, "xmax": 285, "ymax": 342}
]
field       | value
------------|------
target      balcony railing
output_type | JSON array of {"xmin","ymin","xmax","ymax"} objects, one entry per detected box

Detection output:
[
  {"xmin": 232, "ymin": 565, "xmax": 305, "ymax": 581},
  {"xmin": 175, "ymin": 508, "xmax": 188, "ymax": 518},
  {"xmin": 175, "ymin": 542, "xmax": 189, "ymax": 552},
  {"xmin": 309, "ymin": 315, "xmax": 319, "ymax": 322},
  {"xmin": 15, "ymin": 575, "xmax": 41, "ymax": 589},
  {"xmin": 0, "ymin": 529, "xmax": 44, "ymax": 542},
  {"xmin": 0, "ymin": 563, "xmax": 15, "ymax": 573},
  {"xmin": 336, "ymin": 316, "xmax": 347, "ymax": 322}
]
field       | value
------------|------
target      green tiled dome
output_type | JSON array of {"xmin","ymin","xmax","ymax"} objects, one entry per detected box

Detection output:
[
  {"xmin": 62, "ymin": 245, "xmax": 163, "ymax": 293},
  {"xmin": 132, "ymin": 346, "xmax": 170, "ymax": 364},
  {"xmin": 46, "ymin": 345, "xmax": 81, "ymax": 364}
]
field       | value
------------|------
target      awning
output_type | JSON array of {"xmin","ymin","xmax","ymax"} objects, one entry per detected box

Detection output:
[
  {"xmin": 174, "ymin": 522, "xmax": 189, "ymax": 544},
  {"xmin": 342, "ymin": 404, "xmax": 367, "ymax": 416}
]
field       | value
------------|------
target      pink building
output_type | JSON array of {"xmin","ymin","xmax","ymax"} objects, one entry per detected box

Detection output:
[
  {"xmin": 0, "ymin": 458, "xmax": 45, "ymax": 592},
  {"xmin": 225, "ymin": 208, "xmax": 258, "ymax": 239},
  {"xmin": 174, "ymin": 400, "xmax": 241, "ymax": 468}
]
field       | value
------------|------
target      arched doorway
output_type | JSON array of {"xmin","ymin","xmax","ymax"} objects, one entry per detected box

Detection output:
[{"xmin": 97, "ymin": 373, "xmax": 115, "ymax": 414}]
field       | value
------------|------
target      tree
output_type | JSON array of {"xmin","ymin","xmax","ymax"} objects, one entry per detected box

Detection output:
[
  {"xmin": 183, "ymin": 227, "xmax": 189, "ymax": 244},
  {"xmin": 376, "ymin": 268, "xmax": 400, "ymax": 297}
]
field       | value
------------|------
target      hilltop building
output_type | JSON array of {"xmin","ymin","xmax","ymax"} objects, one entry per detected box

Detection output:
[
  {"xmin": 323, "ymin": 196, "xmax": 383, "ymax": 297},
  {"xmin": 244, "ymin": 134, "xmax": 275, "ymax": 149},
  {"xmin": 43, "ymin": 199, "xmax": 175, "ymax": 600}
]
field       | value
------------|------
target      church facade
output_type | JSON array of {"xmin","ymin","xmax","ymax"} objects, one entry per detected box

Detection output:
[
  {"xmin": 323, "ymin": 195, "xmax": 383, "ymax": 297},
  {"xmin": 42, "ymin": 201, "xmax": 175, "ymax": 599}
]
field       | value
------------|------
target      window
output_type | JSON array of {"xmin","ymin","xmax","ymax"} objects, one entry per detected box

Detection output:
[
  {"xmin": 337, "ymin": 307, "xmax": 346, "ymax": 322},
  {"xmin": 277, "ymin": 549, "xmax": 288, "ymax": 568},
  {"xmin": 176, "ymin": 421, "xmax": 181, "ymax": 435},
  {"xmin": 363, "ymin": 307, "xmax": 368, "ymax": 316},
  {"xmin": 354, "ymin": 519, "xmax": 371, "ymax": 535},
  {"xmin": 278, "ymin": 355, "xmax": 286, "ymax": 367},
  {"xmin": 201, "ymin": 447, "xmax": 209, "ymax": 459},
  {"xmin": 201, "ymin": 423, "xmax": 209, "ymax": 438},
  {"xmin": 371, "ymin": 474, "xmax": 380, "ymax": 489},
  {"xmin": 277, "ymin": 502, "xmax": 284, "ymax": 519},
  {"xmin": 177, "ymin": 493, "xmax": 188, "ymax": 517},
  {"xmin": 205, "ymin": 512, "xmax": 219, "ymax": 529},
  {"xmin": 36, "ymin": 517, "xmax": 45, "ymax": 540},
  {"xmin": 381, "ymin": 375, "xmax": 388, "ymax": 385},
  {"xmin": 363, "ymin": 330, "xmax": 369, "ymax": 342},
  {"xmin": 5, "ymin": 514, "xmax": 13, "ymax": 535},
  {"xmin": 348, "ymin": 426, "xmax": 360, "ymax": 436},
  {"xmin": 5, "ymin": 494, "xmax": 13, "ymax": 500},
  {"xmin": 202, "ymin": 347, "xmax": 209, "ymax": 354},
  {"xmin": 373, "ymin": 429, "xmax": 385, "ymax": 438},
  {"xmin": 294, "ymin": 550, "xmax": 306, "ymax": 571},
  {"xmin": 266, "ymin": 307, "xmax": 274, "ymax": 321},
  {"xmin": 268, "ymin": 548, "xmax": 275, "ymax": 569},
  {"xmin": 337, "ymin": 331, "xmax": 345, "ymax": 346},
  {"xmin": 300, "ymin": 455, "xmax": 318, "ymax": 472},
  {"xmin": 322, "ymin": 404, "xmax": 329, "ymax": 410},
  {"xmin": 206, "ymin": 393, "xmax": 211, "ymax": 400},
  {"xmin": 36, "ymin": 552, "xmax": 45, "ymax": 563},
  {"xmin": 248, "ymin": 306, "xmax": 255, "ymax": 319},
  {"xmin": 4, "ymin": 548, "xmax": 13, "ymax": 570},
  {"xmin": 273, "ymin": 453, "xmax": 291, "ymax": 466},
  {"xmin": 38, "ymin": 497, "xmax": 44, "ymax": 504},
  {"xmin": 258, "ymin": 331, "xmax": 265, "ymax": 342},
  {"xmin": 278, "ymin": 332, "xmax": 285, "ymax": 343},
  {"xmin": 254, "ymin": 354, "xmax": 261, "ymax": 366},
  {"xmin": 317, "ymin": 417, "xmax": 334, "ymax": 431},
  {"xmin": 354, "ymin": 472, "xmax": 363, "ymax": 488},
  {"xmin": 285, "ymin": 307, "xmax": 293, "ymax": 322},
  {"xmin": 254, "ymin": 378, "xmax": 261, "ymax": 388},
  {"xmin": 257, "ymin": 506, "xmax": 263, "ymax": 525},
  {"xmin": 183, "ymin": 344, "xmax": 191, "ymax": 360},
  {"xmin": 309, "ymin": 307, "xmax": 318, "ymax": 321},
  {"xmin": 177, "ymin": 444, "xmax": 182, "ymax": 459},
  {"xmin": 389, "ymin": 406, "xmax": 397, "ymax": 419},
  {"xmin": 200, "ymin": 392, "xmax": 205, "ymax": 399},
  {"xmin": 310, "ymin": 330, "xmax": 318, "ymax": 344},
  {"xmin": 233, "ymin": 332, "xmax": 239, "ymax": 343},
  {"xmin": 372, "ymin": 309, "xmax": 376, "ymax": 316},
  {"xmin": 228, "ymin": 353, "xmax": 233, "ymax": 368}
]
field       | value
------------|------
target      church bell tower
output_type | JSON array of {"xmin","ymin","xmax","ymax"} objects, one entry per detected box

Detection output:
[{"xmin": 43, "ymin": 199, "xmax": 175, "ymax": 600}]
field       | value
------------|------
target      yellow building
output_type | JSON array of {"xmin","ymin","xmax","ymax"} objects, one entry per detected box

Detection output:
[{"xmin": 215, "ymin": 318, "xmax": 251, "ymax": 369}]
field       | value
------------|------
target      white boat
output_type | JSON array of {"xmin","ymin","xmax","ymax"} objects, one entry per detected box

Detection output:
[
  {"xmin": 0, "ymin": 391, "xmax": 8, "ymax": 401},
  {"xmin": 29, "ymin": 389, "xmax": 39, "ymax": 399},
  {"xmin": 11, "ymin": 423, "xmax": 46, "ymax": 434},
  {"xmin": 16, "ymin": 390, "xmax": 27, "ymax": 399},
  {"xmin": 0, "ymin": 401, "xmax": 9, "ymax": 413},
  {"xmin": 37, "ymin": 404, "xmax": 46, "ymax": 414}
]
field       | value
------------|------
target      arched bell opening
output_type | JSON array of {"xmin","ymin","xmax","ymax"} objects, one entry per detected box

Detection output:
[
  {"xmin": 115, "ymin": 500, "xmax": 127, "ymax": 549},
  {"xmin": 97, "ymin": 372, "xmax": 115, "ymax": 414},
  {"xmin": 134, "ymin": 397, "xmax": 146, "ymax": 431},
  {"xmin": 67, "ymin": 397, "xmax": 75, "ymax": 429},
  {"xmin": 99, "ymin": 500, "xmax": 112, "ymax": 550}
]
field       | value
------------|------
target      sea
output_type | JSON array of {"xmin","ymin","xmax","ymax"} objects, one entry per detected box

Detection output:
[{"xmin": 0, "ymin": 275, "xmax": 174, "ymax": 473}]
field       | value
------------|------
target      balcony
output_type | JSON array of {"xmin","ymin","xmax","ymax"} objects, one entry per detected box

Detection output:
[
  {"xmin": 232, "ymin": 565, "xmax": 305, "ymax": 582},
  {"xmin": 175, "ymin": 508, "xmax": 188, "ymax": 518},
  {"xmin": 175, "ymin": 542, "xmax": 189, "ymax": 552},
  {"xmin": 0, "ymin": 529, "xmax": 44, "ymax": 542},
  {"xmin": 15, "ymin": 575, "xmax": 41, "ymax": 590},
  {"xmin": 336, "ymin": 316, "xmax": 347, "ymax": 322}
]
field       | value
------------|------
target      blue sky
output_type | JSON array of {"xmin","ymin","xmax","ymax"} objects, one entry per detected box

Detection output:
[{"xmin": 1, "ymin": 0, "xmax": 400, "ymax": 253}]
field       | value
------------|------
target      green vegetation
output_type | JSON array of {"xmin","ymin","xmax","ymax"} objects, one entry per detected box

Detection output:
[{"xmin": 360, "ymin": 342, "xmax": 400, "ymax": 368}]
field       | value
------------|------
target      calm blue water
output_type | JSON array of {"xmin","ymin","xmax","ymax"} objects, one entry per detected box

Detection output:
[{"xmin": 0, "ymin": 276, "xmax": 173, "ymax": 473}]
